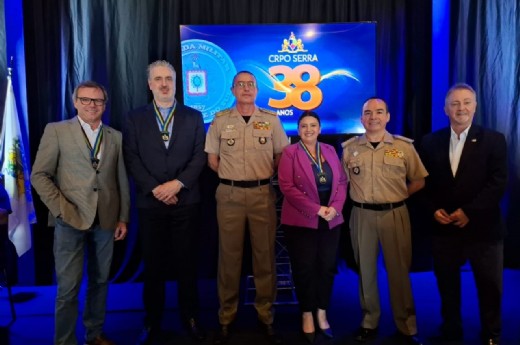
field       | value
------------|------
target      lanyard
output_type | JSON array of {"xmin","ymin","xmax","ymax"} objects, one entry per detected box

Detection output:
[
  {"xmin": 79, "ymin": 121, "xmax": 103, "ymax": 169},
  {"xmin": 153, "ymin": 100, "xmax": 176, "ymax": 141},
  {"xmin": 299, "ymin": 140, "xmax": 323, "ymax": 174}
]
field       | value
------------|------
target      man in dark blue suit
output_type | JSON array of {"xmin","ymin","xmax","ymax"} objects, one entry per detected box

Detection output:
[
  {"xmin": 420, "ymin": 83, "xmax": 507, "ymax": 345},
  {"xmin": 124, "ymin": 60, "xmax": 207, "ymax": 344}
]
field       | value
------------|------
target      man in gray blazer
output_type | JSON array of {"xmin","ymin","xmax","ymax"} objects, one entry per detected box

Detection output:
[{"xmin": 31, "ymin": 80, "xmax": 130, "ymax": 345}]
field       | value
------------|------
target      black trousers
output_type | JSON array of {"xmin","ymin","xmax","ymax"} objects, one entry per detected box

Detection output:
[
  {"xmin": 283, "ymin": 224, "xmax": 340, "ymax": 312},
  {"xmin": 432, "ymin": 235, "xmax": 503, "ymax": 340},
  {"xmin": 138, "ymin": 203, "xmax": 200, "ymax": 328}
]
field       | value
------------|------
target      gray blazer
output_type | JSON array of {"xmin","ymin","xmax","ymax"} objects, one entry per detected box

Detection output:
[{"xmin": 31, "ymin": 116, "xmax": 130, "ymax": 230}]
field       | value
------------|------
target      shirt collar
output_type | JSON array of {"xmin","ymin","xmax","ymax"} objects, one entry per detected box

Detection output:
[
  {"xmin": 450, "ymin": 125, "xmax": 471, "ymax": 140},
  {"xmin": 77, "ymin": 116, "xmax": 102, "ymax": 132}
]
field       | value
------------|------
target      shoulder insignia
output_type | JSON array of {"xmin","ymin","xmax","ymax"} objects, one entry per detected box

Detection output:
[
  {"xmin": 258, "ymin": 107, "xmax": 277, "ymax": 116},
  {"xmin": 216, "ymin": 108, "xmax": 232, "ymax": 117},
  {"xmin": 341, "ymin": 135, "xmax": 360, "ymax": 148},
  {"xmin": 393, "ymin": 134, "xmax": 414, "ymax": 143}
]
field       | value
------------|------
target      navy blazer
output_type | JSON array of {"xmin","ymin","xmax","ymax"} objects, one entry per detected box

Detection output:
[
  {"xmin": 123, "ymin": 102, "xmax": 206, "ymax": 208},
  {"xmin": 420, "ymin": 125, "xmax": 508, "ymax": 240}
]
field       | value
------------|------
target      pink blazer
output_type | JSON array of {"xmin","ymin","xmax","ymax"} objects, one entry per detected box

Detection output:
[{"xmin": 278, "ymin": 142, "xmax": 347, "ymax": 229}]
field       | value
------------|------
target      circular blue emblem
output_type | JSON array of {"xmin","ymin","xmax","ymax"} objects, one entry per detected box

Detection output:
[{"xmin": 181, "ymin": 39, "xmax": 237, "ymax": 123}]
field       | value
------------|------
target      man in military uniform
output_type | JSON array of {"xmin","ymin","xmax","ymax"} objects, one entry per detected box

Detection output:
[
  {"xmin": 342, "ymin": 97, "xmax": 427, "ymax": 345},
  {"xmin": 205, "ymin": 71, "xmax": 288, "ymax": 345}
]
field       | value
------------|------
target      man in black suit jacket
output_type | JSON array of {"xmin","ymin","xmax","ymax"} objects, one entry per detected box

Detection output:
[
  {"xmin": 124, "ymin": 60, "xmax": 207, "ymax": 344},
  {"xmin": 420, "ymin": 83, "xmax": 507, "ymax": 345}
]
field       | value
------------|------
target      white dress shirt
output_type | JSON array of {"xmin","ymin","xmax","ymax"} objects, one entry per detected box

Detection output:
[{"xmin": 449, "ymin": 126, "xmax": 470, "ymax": 176}]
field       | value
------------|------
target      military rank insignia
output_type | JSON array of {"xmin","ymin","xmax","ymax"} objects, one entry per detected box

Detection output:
[
  {"xmin": 253, "ymin": 121, "xmax": 271, "ymax": 130},
  {"xmin": 384, "ymin": 149, "xmax": 404, "ymax": 158}
]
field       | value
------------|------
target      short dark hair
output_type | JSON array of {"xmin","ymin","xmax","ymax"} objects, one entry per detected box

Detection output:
[
  {"xmin": 73, "ymin": 80, "xmax": 108, "ymax": 102},
  {"xmin": 362, "ymin": 97, "xmax": 388, "ymax": 112},
  {"xmin": 297, "ymin": 111, "xmax": 321, "ymax": 127},
  {"xmin": 231, "ymin": 71, "xmax": 256, "ymax": 88}
]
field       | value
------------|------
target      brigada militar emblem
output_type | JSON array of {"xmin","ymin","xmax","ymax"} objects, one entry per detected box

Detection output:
[
  {"xmin": 181, "ymin": 39, "xmax": 237, "ymax": 124},
  {"xmin": 186, "ymin": 55, "xmax": 207, "ymax": 96}
]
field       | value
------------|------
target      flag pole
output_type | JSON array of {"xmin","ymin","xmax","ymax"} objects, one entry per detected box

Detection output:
[{"xmin": 1, "ymin": 58, "xmax": 37, "ymax": 257}]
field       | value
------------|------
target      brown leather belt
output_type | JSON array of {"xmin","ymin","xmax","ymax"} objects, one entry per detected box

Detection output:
[
  {"xmin": 352, "ymin": 200, "xmax": 405, "ymax": 211},
  {"xmin": 220, "ymin": 178, "xmax": 270, "ymax": 188}
]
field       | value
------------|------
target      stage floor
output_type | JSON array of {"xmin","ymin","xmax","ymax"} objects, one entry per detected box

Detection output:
[{"xmin": 1, "ymin": 267, "xmax": 520, "ymax": 345}]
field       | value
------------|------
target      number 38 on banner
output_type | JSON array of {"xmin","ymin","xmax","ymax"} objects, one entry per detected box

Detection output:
[{"xmin": 268, "ymin": 64, "xmax": 323, "ymax": 110}]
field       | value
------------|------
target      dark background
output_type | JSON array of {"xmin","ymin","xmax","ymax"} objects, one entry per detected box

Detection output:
[{"xmin": 1, "ymin": 0, "xmax": 519, "ymax": 286}]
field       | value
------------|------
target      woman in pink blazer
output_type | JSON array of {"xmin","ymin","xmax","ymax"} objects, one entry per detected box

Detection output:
[{"xmin": 278, "ymin": 111, "xmax": 347, "ymax": 343}]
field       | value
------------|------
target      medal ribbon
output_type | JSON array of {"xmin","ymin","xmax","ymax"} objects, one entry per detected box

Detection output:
[
  {"xmin": 79, "ymin": 121, "xmax": 103, "ymax": 163},
  {"xmin": 299, "ymin": 140, "xmax": 323, "ymax": 175},
  {"xmin": 153, "ymin": 100, "xmax": 176, "ymax": 136}
]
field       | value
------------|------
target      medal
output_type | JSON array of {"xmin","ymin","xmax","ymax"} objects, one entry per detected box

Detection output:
[
  {"xmin": 227, "ymin": 138, "xmax": 235, "ymax": 146},
  {"xmin": 153, "ymin": 100, "xmax": 176, "ymax": 143},
  {"xmin": 259, "ymin": 137, "xmax": 267, "ymax": 144},
  {"xmin": 299, "ymin": 141, "xmax": 327, "ymax": 185},
  {"xmin": 161, "ymin": 131, "xmax": 170, "ymax": 142},
  {"xmin": 79, "ymin": 119, "xmax": 103, "ymax": 170},
  {"xmin": 353, "ymin": 166, "xmax": 360, "ymax": 175}
]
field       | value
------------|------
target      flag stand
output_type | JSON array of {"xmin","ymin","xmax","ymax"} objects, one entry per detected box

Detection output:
[{"xmin": 0, "ymin": 272, "xmax": 17, "ymax": 327}]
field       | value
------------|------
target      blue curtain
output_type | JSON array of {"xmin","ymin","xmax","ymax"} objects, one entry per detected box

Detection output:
[
  {"xmin": 22, "ymin": 0, "xmax": 433, "ymax": 284},
  {"xmin": 449, "ymin": 0, "xmax": 520, "ymax": 266},
  {"xmin": 16, "ymin": 0, "xmax": 520, "ymax": 284}
]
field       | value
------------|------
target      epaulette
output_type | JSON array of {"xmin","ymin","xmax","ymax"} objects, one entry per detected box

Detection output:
[
  {"xmin": 393, "ymin": 134, "xmax": 414, "ymax": 143},
  {"xmin": 216, "ymin": 108, "xmax": 232, "ymax": 117},
  {"xmin": 258, "ymin": 107, "xmax": 277, "ymax": 116},
  {"xmin": 341, "ymin": 135, "xmax": 359, "ymax": 148}
]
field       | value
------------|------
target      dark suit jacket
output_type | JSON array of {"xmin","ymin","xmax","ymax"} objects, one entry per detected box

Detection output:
[
  {"xmin": 123, "ymin": 102, "xmax": 206, "ymax": 208},
  {"xmin": 31, "ymin": 117, "xmax": 130, "ymax": 230},
  {"xmin": 419, "ymin": 125, "xmax": 508, "ymax": 240}
]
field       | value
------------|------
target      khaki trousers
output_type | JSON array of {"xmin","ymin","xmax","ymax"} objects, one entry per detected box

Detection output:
[
  {"xmin": 216, "ymin": 183, "xmax": 277, "ymax": 325},
  {"xmin": 349, "ymin": 205, "xmax": 418, "ymax": 335}
]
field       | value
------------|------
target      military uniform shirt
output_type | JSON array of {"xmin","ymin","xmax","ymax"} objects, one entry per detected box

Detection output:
[
  {"xmin": 342, "ymin": 131, "xmax": 428, "ymax": 203},
  {"xmin": 205, "ymin": 106, "xmax": 288, "ymax": 180}
]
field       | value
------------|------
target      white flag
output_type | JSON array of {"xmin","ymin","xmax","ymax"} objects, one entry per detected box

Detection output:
[{"xmin": 0, "ymin": 74, "xmax": 37, "ymax": 257}]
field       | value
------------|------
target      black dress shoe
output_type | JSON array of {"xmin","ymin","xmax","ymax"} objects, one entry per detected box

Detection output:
[
  {"xmin": 439, "ymin": 324, "xmax": 463, "ymax": 342},
  {"xmin": 84, "ymin": 334, "xmax": 116, "ymax": 345},
  {"xmin": 259, "ymin": 323, "xmax": 283, "ymax": 345},
  {"xmin": 136, "ymin": 327, "xmax": 157, "ymax": 345},
  {"xmin": 355, "ymin": 327, "xmax": 378, "ymax": 342},
  {"xmin": 301, "ymin": 330, "xmax": 315, "ymax": 344},
  {"xmin": 213, "ymin": 325, "xmax": 230, "ymax": 345},
  {"xmin": 319, "ymin": 327, "xmax": 334, "ymax": 339},
  {"xmin": 398, "ymin": 333, "xmax": 423, "ymax": 345},
  {"xmin": 185, "ymin": 318, "xmax": 207, "ymax": 341}
]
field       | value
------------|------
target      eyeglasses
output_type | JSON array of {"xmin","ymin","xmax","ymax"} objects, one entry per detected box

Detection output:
[
  {"xmin": 77, "ymin": 97, "xmax": 106, "ymax": 106},
  {"xmin": 234, "ymin": 81, "xmax": 256, "ymax": 89}
]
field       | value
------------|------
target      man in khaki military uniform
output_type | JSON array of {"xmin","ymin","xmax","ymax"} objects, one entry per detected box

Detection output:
[
  {"xmin": 205, "ymin": 71, "xmax": 288, "ymax": 345},
  {"xmin": 342, "ymin": 98, "xmax": 427, "ymax": 345}
]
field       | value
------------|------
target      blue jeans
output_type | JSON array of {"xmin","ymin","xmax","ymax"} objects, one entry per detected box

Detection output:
[{"xmin": 53, "ymin": 218, "xmax": 114, "ymax": 345}]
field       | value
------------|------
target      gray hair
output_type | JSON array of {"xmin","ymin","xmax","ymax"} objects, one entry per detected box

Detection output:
[
  {"xmin": 72, "ymin": 80, "xmax": 108, "ymax": 102},
  {"xmin": 445, "ymin": 83, "xmax": 476, "ymax": 104},
  {"xmin": 147, "ymin": 60, "xmax": 176, "ymax": 80}
]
